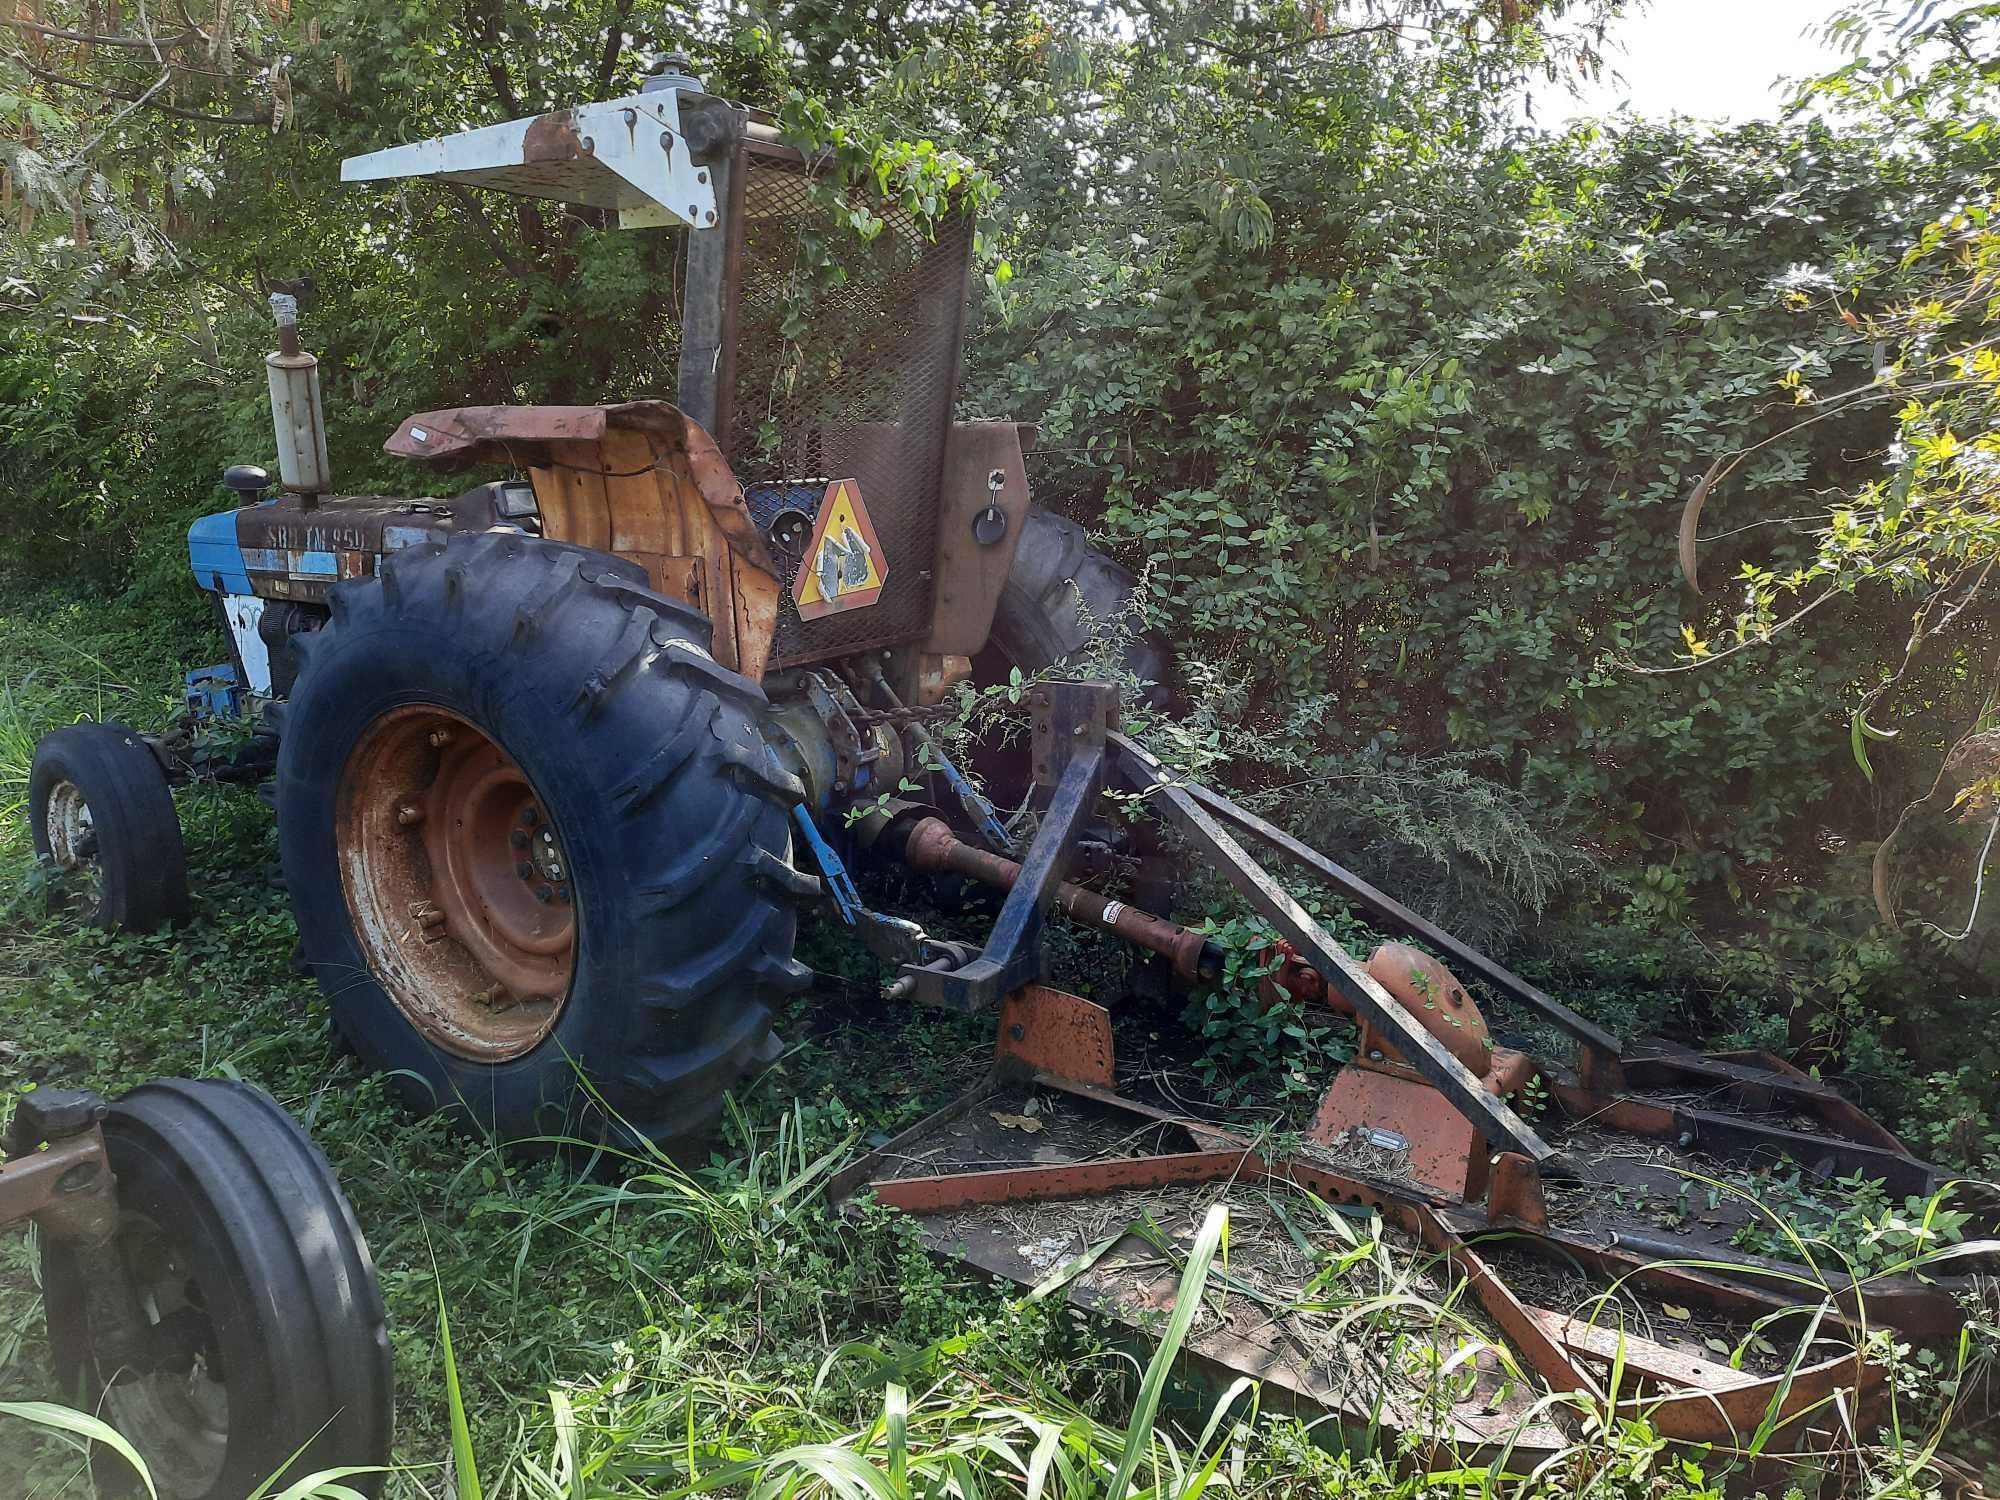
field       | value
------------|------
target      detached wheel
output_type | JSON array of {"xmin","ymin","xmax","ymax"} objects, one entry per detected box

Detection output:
[
  {"xmin": 980, "ymin": 507, "xmax": 1173, "ymax": 704},
  {"xmin": 276, "ymin": 533, "xmax": 809, "ymax": 1147},
  {"xmin": 29, "ymin": 722, "xmax": 189, "ymax": 932},
  {"xmin": 42, "ymin": 1079, "xmax": 392, "ymax": 1500}
]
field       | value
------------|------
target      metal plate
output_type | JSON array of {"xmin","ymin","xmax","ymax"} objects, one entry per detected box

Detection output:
[{"xmin": 720, "ymin": 149, "xmax": 972, "ymax": 666}]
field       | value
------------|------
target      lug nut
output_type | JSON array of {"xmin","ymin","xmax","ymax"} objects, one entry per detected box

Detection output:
[{"xmin": 397, "ymin": 803, "xmax": 425, "ymax": 826}]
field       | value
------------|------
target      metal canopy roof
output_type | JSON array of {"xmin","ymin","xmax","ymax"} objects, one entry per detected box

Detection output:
[{"xmin": 340, "ymin": 90, "xmax": 718, "ymax": 231}]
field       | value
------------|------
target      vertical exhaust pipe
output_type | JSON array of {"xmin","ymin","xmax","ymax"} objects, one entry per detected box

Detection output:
[{"xmin": 266, "ymin": 292, "xmax": 330, "ymax": 506}]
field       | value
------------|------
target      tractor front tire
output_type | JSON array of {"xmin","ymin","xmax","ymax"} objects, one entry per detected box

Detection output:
[
  {"xmin": 276, "ymin": 533, "xmax": 809, "ymax": 1147},
  {"xmin": 29, "ymin": 721, "xmax": 189, "ymax": 932},
  {"xmin": 42, "ymin": 1079, "xmax": 393, "ymax": 1500}
]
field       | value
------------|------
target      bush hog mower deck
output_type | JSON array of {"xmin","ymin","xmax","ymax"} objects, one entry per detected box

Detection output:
[{"xmin": 27, "ymin": 63, "xmax": 1983, "ymax": 1465}]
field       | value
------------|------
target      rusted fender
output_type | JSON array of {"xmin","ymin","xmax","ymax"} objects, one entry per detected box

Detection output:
[{"xmin": 383, "ymin": 400, "xmax": 778, "ymax": 579}]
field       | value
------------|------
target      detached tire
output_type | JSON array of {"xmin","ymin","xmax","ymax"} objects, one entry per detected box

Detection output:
[
  {"xmin": 982, "ymin": 507, "xmax": 1173, "ymax": 701},
  {"xmin": 42, "ymin": 1079, "xmax": 392, "ymax": 1500},
  {"xmin": 29, "ymin": 721, "xmax": 189, "ymax": 932},
  {"xmin": 276, "ymin": 533, "xmax": 808, "ymax": 1147}
]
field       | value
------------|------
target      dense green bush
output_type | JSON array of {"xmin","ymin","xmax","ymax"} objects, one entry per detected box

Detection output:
[{"xmin": 3, "ymin": 0, "xmax": 1995, "ymax": 1160}]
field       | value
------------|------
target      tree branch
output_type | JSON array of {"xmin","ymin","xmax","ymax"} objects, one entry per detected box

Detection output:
[
  {"xmin": 4, "ymin": 17, "xmax": 205, "ymax": 51},
  {"xmin": 461, "ymin": 0, "xmax": 524, "ymax": 115},
  {"xmin": 594, "ymin": 0, "xmax": 635, "ymax": 94},
  {"xmin": 9, "ymin": 50, "xmax": 274, "ymax": 126},
  {"xmin": 443, "ymin": 182, "xmax": 535, "ymax": 278}
]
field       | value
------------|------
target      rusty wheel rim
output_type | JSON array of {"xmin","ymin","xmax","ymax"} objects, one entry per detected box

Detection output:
[
  {"xmin": 42, "ymin": 778, "xmax": 105, "ymax": 916},
  {"xmin": 336, "ymin": 706, "xmax": 575, "ymax": 1061}
]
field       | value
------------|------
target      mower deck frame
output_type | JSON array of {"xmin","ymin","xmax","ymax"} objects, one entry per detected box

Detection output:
[
  {"xmin": 832, "ymin": 691, "xmax": 1972, "ymax": 1464},
  {"xmin": 830, "ymin": 988, "xmax": 1957, "ymax": 1465}
]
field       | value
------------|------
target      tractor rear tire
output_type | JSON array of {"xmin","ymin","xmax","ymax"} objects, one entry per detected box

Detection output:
[
  {"xmin": 275, "ymin": 532, "xmax": 809, "ymax": 1148},
  {"xmin": 29, "ymin": 721, "xmax": 189, "ymax": 933},
  {"xmin": 42, "ymin": 1079, "xmax": 393, "ymax": 1500},
  {"xmin": 982, "ymin": 507, "xmax": 1173, "ymax": 704}
]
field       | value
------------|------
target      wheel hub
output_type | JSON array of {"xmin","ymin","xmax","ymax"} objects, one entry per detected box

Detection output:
[
  {"xmin": 42, "ymin": 779, "xmax": 105, "ymax": 912},
  {"xmin": 336, "ymin": 706, "xmax": 576, "ymax": 1061},
  {"xmin": 102, "ymin": 1214, "xmax": 228, "ymax": 1499}
]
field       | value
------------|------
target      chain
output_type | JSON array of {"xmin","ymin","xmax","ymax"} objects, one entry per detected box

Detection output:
[{"xmin": 848, "ymin": 700, "xmax": 962, "ymax": 726}]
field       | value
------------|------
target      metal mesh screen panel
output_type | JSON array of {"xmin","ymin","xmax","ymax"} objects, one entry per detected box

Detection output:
[{"xmin": 723, "ymin": 148, "xmax": 972, "ymax": 667}]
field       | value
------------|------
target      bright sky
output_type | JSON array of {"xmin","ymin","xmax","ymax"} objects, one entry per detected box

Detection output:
[{"xmin": 1544, "ymin": 0, "xmax": 1851, "ymax": 125}]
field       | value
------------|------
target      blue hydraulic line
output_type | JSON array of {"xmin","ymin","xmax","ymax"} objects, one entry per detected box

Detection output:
[
  {"xmin": 928, "ymin": 744, "xmax": 1011, "ymax": 852},
  {"xmin": 792, "ymin": 805, "xmax": 861, "ymax": 923}
]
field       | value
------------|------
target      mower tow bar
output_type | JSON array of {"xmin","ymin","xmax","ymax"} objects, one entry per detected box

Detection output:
[
  {"xmin": 1109, "ymin": 733, "xmax": 1562, "ymax": 1172},
  {"xmin": 897, "ymin": 684, "xmax": 1112, "ymax": 1013}
]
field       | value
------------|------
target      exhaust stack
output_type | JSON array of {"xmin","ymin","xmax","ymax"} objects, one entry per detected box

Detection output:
[{"xmin": 265, "ymin": 293, "xmax": 330, "ymax": 503}]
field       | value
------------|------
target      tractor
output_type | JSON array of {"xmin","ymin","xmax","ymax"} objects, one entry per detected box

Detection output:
[
  {"xmin": 36, "ymin": 63, "xmax": 1154, "ymax": 1149},
  {"xmin": 26, "ymin": 62, "xmax": 1991, "ymax": 1461}
]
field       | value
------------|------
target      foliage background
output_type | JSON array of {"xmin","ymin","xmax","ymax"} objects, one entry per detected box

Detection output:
[{"xmin": 1, "ymin": 1, "xmax": 1996, "ymax": 1165}]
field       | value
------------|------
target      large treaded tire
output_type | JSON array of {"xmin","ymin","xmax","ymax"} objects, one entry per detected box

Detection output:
[
  {"xmin": 29, "ymin": 721, "xmax": 189, "ymax": 932},
  {"xmin": 983, "ymin": 507, "xmax": 1173, "ymax": 703},
  {"xmin": 43, "ymin": 1079, "xmax": 393, "ymax": 1500},
  {"xmin": 276, "ymin": 532, "xmax": 810, "ymax": 1146}
]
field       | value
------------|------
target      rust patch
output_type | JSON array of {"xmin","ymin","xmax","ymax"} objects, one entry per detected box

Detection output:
[{"xmin": 521, "ymin": 110, "xmax": 582, "ymax": 163}]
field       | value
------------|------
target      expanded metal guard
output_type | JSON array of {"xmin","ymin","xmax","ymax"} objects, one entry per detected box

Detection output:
[{"xmin": 709, "ymin": 143, "xmax": 973, "ymax": 667}]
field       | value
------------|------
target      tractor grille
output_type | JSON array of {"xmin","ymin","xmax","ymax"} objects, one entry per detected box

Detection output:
[{"xmin": 722, "ymin": 147, "xmax": 972, "ymax": 667}]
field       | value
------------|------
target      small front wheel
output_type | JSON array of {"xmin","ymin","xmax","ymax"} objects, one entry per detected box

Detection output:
[
  {"xmin": 29, "ymin": 721, "xmax": 189, "ymax": 932},
  {"xmin": 41, "ymin": 1079, "xmax": 394, "ymax": 1499}
]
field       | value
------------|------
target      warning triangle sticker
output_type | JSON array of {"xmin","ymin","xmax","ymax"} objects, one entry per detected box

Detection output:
[{"xmin": 794, "ymin": 478, "xmax": 888, "ymax": 620}]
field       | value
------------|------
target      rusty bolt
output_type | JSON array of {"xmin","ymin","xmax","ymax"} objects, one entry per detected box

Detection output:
[
  {"xmin": 397, "ymin": 803, "xmax": 425, "ymax": 826},
  {"xmin": 536, "ymin": 884, "xmax": 554, "ymax": 904},
  {"xmin": 1009, "ymin": 1023, "xmax": 1026, "ymax": 1041},
  {"xmin": 428, "ymin": 728, "xmax": 453, "ymax": 749},
  {"xmin": 57, "ymin": 1161, "xmax": 100, "ymax": 1192},
  {"xmin": 1368, "ymin": 1048, "xmax": 1385, "ymax": 1062}
]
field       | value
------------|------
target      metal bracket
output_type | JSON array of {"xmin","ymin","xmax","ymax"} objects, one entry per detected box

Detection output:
[
  {"xmin": 1108, "ymin": 732, "xmax": 1621, "ymax": 1069},
  {"xmin": 1111, "ymin": 733, "xmax": 1561, "ymax": 1171},
  {"xmin": 900, "ymin": 683, "xmax": 1117, "ymax": 1013}
]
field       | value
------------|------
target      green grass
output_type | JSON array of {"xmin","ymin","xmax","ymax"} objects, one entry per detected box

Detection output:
[{"xmin": 0, "ymin": 585, "xmax": 1991, "ymax": 1498}]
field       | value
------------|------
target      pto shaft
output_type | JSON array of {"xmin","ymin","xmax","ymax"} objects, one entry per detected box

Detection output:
[{"xmin": 898, "ymin": 817, "xmax": 1219, "ymax": 983}]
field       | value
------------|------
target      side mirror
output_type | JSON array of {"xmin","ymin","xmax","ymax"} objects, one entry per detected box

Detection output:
[{"xmin": 223, "ymin": 465, "xmax": 272, "ymax": 500}]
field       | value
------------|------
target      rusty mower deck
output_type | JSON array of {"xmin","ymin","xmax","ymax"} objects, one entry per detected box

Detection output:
[{"xmin": 829, "ymin": 684, "xmax": 1981, "ymax": 1468}]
